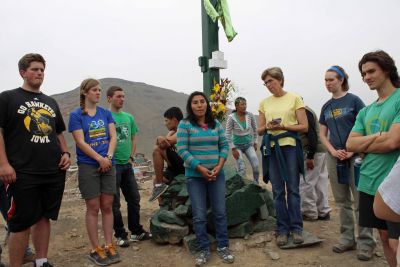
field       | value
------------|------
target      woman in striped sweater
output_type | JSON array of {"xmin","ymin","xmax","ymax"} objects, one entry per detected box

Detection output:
[
  {"xmin": 225, "ymin": 97, "xmax": 259, "ymax": 183},
  {"xmin": 177, "ymin": 91, "xmax": 234, "ymax": 266}
]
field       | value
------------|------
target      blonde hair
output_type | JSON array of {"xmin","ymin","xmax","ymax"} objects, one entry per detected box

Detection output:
[
  {"xmin": 79, "ymin": 78, "xmax": 100, "ymax": 114},
  {"xmin": 261, "ymin": 67, "xmax": 285, "ymax": 87}
]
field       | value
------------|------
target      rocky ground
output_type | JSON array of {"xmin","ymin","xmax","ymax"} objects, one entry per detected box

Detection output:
[{"xmin": 0, "ymin": 170, "xmax": 390, "ymax": 267}]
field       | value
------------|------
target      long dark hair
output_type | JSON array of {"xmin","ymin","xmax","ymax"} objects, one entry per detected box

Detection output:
[
  {"xmin": 358, "ymin": 50, "xmax": 400, "ymax": 87},
  {"xmin": 185, "ymin": 91, "xmax": 216, "ymax": 129}
]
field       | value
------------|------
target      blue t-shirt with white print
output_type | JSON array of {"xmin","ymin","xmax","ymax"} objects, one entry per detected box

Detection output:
[
  {"xmin": 319, "ymin": 93, "xmax": 365, "ymax": 149},
  {"xmin": 68, "ymin": 106, "xmax": 115, "ymax": 165}
]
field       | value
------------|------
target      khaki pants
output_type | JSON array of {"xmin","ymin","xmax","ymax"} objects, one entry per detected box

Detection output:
[
  {"xmin": 326, "ymin": 153, "xmax": 376, "ymax": 250},
  {"xmin": 300, "ymin": 152, "xmax": 331, "ymax": 219}
]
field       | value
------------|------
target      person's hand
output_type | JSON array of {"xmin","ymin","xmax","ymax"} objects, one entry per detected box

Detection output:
[
  {"xmin": 344, "ymin": 151, "xmax": 354, "ymax": 159},
  {"xmin": 210, "ymin": 164, "xmax": 223, "ymax": 177},
  {"xmin": 198, "ymin": 165, "xmax": 216, "ymax": 182},
  {"xmin": 266, "ymin": 121, "xmax": 285, "ymax": 131},
  {"xmin": 0, "ymin": 162, "xmax": 16, "ymax": 184},
  {"xmin": 254, "ymin": 143, "xmax": 258, "ymax": 151},
  {"xmin": 231, "ymin": 148, "xmax": 240, "ymax": 160},
  {"xmin": 331, "ymin": 149, "xmax": 347, "ymax": 160},
  {"xmin": 59, "ymin": 153, "xmax": 71, "ymax": 171},
  {"xmin": 305, "ymin": 159, "xmax": 314, "ymax": 170},
  {"xmin": 157, "ymin": 136, "xmax": 171, "ymax": 149},
  {"xmin": 98, "ymin": 157, "xmax": 112, "ymax": 173}
]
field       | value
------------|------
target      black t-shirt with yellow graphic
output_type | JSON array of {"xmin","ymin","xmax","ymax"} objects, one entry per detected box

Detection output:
[{"xmin": 0, "ymin": 88, "xmax": 66, "ymax": 175}]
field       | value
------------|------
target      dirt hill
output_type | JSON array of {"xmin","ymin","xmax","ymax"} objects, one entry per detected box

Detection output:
[{"xmin": 52, "ymin": 78, "xmax": 189, "ymax": 159}]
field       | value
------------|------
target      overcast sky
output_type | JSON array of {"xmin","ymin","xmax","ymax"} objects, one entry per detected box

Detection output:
[{"xmin": 1, "ymin": 0, "xmax": 399, "ymax": 114}]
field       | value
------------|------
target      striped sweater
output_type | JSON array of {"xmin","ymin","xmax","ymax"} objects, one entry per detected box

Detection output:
[{"xmin": 177, "ymin": 119, "xmax": 229, "ymax": 177}]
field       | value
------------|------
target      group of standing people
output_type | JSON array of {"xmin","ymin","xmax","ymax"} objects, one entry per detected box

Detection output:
[{"xmin": 0, "ymin": 49, "xmax": 399, "ymax": 267}]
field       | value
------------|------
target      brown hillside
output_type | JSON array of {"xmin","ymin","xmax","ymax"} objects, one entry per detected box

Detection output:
[{"xmin": 52, "ymin": 78, "xmax": 189, "ymax": 159}]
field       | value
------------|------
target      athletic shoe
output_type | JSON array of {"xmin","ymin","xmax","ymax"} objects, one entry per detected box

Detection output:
[
  {"xmin": 332, "ymin": 242, "xmax": 356, "ymax": 253},
  {"xmin": 149, "ymin": 184, "xmax": 169, "ymax": 202},
  {"xmin": 88, "ymin": 246, "xmax": 110, "ymax": 266},
  {"xmin": 217, "ymin": 247, "xmax": 235, "ymax": 263},
  {"xmin": 318, "ymin": 213, "xmax": 331, "ymax": 221},
  {"xmin": 130, "ymin": 231, "xmax": 152, "ymax": 242},
  {"xmin": 292, "ymin": 232, "xmax": 304, "ymax": 244},
  {"xmin": 357, "ymin": 248, "xmax": 374, "ymax": 261},
  {"xmin": 195, "ymin": 250, "xmax": 210, "ymax": 266},
  {"xmin": 105, "ymin": 243, "xmax": 121, "ymax": 264},
  {"xmin": 116, "ymin": 237, "xmax": 130, "ymax": 248},
  {"xmin": 276, "ymin": 234, "xmax": 288, "ymax": 246}
]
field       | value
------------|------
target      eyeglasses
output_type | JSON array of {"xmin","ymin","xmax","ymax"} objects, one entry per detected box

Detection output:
[{"xmin": 263, "ymin": 79, "xmax": 274, "ymax": 86}]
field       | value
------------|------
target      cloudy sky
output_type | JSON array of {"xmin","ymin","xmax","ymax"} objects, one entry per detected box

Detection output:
[{"xmin": 1, "ymin": 0, "xmax": 399, "ymax": 113}]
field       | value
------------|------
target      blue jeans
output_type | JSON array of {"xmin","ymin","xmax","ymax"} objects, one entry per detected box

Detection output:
[
  {"xmin": 186, "ymin": 173, "xmax": 229, "ymax": 251},
  {"xmin": 112, "ymin": 164, "xmax": 143, "ymax": 238},
  {"xmin": 269, "ymin": 146, "xmax": 303, "ymax": 235},
  {"xmin": 235, "ymin": 144, "xmax": 260, "ymax": 183}
]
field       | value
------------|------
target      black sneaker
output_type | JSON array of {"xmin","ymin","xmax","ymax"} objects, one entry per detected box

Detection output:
[
  {"xmin": 116, "ymin": 237, "xmax": 130, "ymax": 248},
  {"xmin": 318, "ymin": 213, "xmax": 331, "ymax": 221},
  {"xmin": 149, "ymin": 184, "xmax": 169, "ymax": 202},
  {"xmin": 130, "ymin": 231, "xmax": 152, "ymax": 242},
  {"xmin": 88, "ymin": 246, "xmax": 110, "ymax": 266},
  {"xmin": 217, "ymin": 247, "xmax": 235, "ymax": 264}
]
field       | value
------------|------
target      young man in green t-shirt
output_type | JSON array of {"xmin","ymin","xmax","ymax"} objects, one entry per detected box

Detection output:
[
  {"xmin": 107, "ymin": 86, "xmax": 151, "ymax": 248},
  {"xmin": 347, "ymin": 50, "xmax": 400, "ymax": 266}
]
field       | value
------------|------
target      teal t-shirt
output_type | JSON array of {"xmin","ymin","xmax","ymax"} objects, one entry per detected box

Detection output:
[
  {"xmin": 232, "ymin": 114, "xmax": 252, "ymax": 145},
  {"xmin": 351, "ymin": 88, "xmax": 400, "ymax": 195},
  {"xmin": 111, "ymin": 111, "xmax": 138, "ymax": 164}
]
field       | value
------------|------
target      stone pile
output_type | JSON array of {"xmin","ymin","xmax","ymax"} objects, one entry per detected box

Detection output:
[{"xmin": 149, "ymin": 167, "xmax": 277, "ymax": 253}]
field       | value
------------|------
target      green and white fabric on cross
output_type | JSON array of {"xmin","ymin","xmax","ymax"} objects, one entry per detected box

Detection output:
[{"xmin": 203, "ymin": 0, "xmax": 237, "ymax": 42}]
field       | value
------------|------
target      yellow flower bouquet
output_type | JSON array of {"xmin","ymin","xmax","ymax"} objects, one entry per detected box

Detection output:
[{"xmin": 210, "ymin": 78, "xmax": 235, "ymax": 122}]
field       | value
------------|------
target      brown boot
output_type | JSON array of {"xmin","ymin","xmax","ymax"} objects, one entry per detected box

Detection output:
[{"xmin": 276, "ymin": 234, "xmax": 288, "ymax": 247}]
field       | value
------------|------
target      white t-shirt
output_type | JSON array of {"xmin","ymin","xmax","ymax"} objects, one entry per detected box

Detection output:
[{"xmin": 378, "ymin": 156, "xmax": 400, "ymax": 215}]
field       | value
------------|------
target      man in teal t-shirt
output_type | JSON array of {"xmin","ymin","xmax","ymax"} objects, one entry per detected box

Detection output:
[
  {"xmin": 107, "ymin": 86, "xmax": 151, "ymax": 247},
  {"xmin": 347, "ymin": 50, "xmax": 400, "ymax": 264}
]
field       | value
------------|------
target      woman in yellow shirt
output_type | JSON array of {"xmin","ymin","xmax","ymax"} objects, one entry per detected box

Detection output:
[{"xmin": 258, "ymin": 67, "xmax": 308, "ymax": 247}]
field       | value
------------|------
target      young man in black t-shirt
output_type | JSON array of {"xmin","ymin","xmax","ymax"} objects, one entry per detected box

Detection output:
[{"xmin": 0, "ymin": 53, "xmax": 71, "ymax": 267}]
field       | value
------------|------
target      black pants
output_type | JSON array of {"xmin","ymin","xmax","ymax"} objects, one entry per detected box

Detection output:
[{"xmin": 112, "ymin": 164, "xmax": 143, "ymax": 238}]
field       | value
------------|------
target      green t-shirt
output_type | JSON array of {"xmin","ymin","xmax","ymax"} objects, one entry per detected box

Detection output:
[
  {"xmin": 232, "ymin": 114, "xmax": 252, "ymax": 145},
  {"xmin": 351, "ymin": 88, "xmax": 400, "ymax": 195},
  {"xmin": 111, "ymin": 111, "xmax": 138, "ymax": 164}
]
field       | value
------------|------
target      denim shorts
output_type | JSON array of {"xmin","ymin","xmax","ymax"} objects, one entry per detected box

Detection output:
[{"xmin": 78, "ymin": 163, "xmax": 116, "ymax": 199}]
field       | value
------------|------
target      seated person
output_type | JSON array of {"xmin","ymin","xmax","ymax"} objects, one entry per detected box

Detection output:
[{"xmin": 149, "ymin": 107, "xmax": 184, "ymax": 202}]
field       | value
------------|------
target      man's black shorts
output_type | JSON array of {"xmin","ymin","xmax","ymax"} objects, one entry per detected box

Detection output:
[
  {"xmin": 163, "ymin": 148, "xmax": 185, "ymax": 183},
  {"xmin": 7, "ymin": 171, "xmax": 66, "ymax": 232},
  {"xmin": 359, "ymin": 191, "xmax": 400, "ymax": 239}
]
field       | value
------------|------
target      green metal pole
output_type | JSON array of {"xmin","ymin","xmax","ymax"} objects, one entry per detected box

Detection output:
[{"xmin": 199, "ymin": 0, "xmax": 220, "ymax": 97}]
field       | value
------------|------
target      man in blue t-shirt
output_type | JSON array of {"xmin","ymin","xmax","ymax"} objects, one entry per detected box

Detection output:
[{"xmin": 347, "ymin": 50, "xmax": 400, "ymax": 266}]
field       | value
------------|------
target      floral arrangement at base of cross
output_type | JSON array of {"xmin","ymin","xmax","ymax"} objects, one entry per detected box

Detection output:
[{"xmin": 210, "ymin": 78, "xmax": 236, "ymax": 122}]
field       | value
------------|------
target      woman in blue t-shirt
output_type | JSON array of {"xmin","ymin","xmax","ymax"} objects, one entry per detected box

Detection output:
[
  {"xmin": 319, "ymin": 66, "xmax": 375, "ymax": 257},
  {"xmin": 68, "ymin": 78, "xmax": 119, "ymax": 266}
]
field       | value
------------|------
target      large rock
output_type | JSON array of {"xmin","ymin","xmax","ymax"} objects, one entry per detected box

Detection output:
[
  {"xmin": 253, "ymin": 217, "xmax": 277, "ymax": 232},
  {"xmin": 228, "ymin": 221, "xmax": 254, "ymax": 238},
  {"xmin": 174, "ymin": 204, "xmax": 190, "ymax": 217},
  {"xmin": 260, "ymin": 189, "xmax": 276, "ymax": 217},
  {"xmin": 158, "ymin": 210, "xmax": 186, "ymax": 226},
  {"xmin": 226, "ymin": 184, "xmax": 265, "ymax": 226},
  {"xmin": 150, "ymin": 212, "xmax": 189, "ymax": 244},
  {"xmin": 224, "ymin": 168, "xmax": 245, "ymax": 196},
  {"xmin": 279, "ymin": 231, "xmax": 323, "ymax": 249}
]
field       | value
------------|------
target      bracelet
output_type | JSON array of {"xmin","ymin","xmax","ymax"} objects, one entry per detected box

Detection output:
[{"xmin": 61, "ymin": 151, "xmax": 71, "ymax": 158}]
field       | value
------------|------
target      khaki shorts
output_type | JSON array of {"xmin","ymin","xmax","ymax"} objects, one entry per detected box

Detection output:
[{"xmin": 78, "ymin": 163, "xmax": 116, "ymax": 200}]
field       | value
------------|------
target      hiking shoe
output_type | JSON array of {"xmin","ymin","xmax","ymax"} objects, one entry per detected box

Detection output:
[
  {"xmin": 116, "ymin": 237, "xmax": 130, "ymax": 248},
  {"xmin": 88, "ymin": 246, "xmax": 110, "ymax": 266},
  {"xmin": 105, "ymin": 243, "xmax": 121, "ymax": 264},
  {"xmin": 149, "ymin": 184, "xmax": 169, "ymax": 202},
  {"xmin": 318, "ymin": 213, "xmax": 331, "ymax": 221},
  {"xmin": 332, "ymin": 242, "xmax": 356, "ymax": 253},
  {"xmin": 357, "ymin": 248, "xmax": 374, "ymax": 261},
  {"xmin": 130, "ymin": 231, "xmax": 152, "ymax": 242},
  {"xmin": 293, "ymin": 232, "xmax": 304, "ymax": 244},
  {"xmin": 276, "ymin": 234, "xmax": 288, "ymax": 247},
  {"xmin": 195, "ymin": 250, "xmax": 210, "ymax": 266},
  {"xmin": 217, "ymin": 247, "xmax": 235, "ymax": 264},
  {"xmin": 23, "ymin": 246, "xmax": 35, "ymax": 263}
]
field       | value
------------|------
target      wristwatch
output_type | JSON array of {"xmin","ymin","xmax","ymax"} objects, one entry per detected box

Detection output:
[{"xmin": 106, "ymin": 154, "xmax": 113, "ymax": 160}]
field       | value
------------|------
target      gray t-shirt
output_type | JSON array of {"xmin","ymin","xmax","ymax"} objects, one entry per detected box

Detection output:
[
  {"xmin": 378, "ymin": 156, "xmax": 400, "ymax": 215},
  {"xmin": 319, "ymin": 93, "xmax": 365, "ymax": 149}
]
